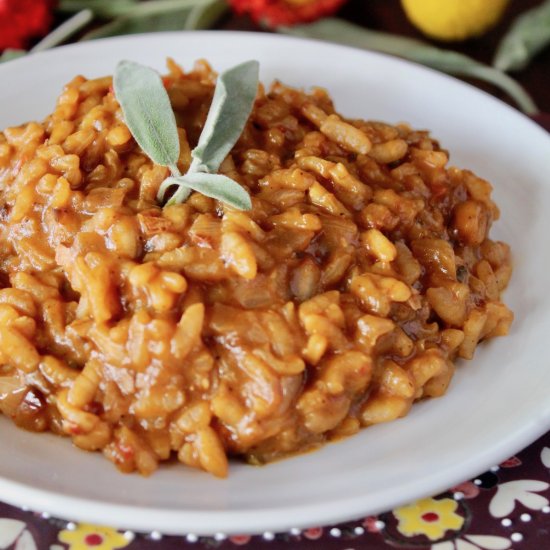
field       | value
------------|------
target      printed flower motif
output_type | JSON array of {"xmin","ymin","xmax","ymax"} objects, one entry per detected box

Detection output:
[
  {"xmin": 499, "ymin": 456, "xmax": 521, "ymax": 468},
  {"xmin": 432, "ymin": 534, "xmax": 511, "ymax": 550},
  {"xmin": 489, "ymin": 479, "xmax": 549, "ymax": 518},
  {"xmin": 542, "ymin": 447, "xmax": 550, "ymax": 468},
  {"xmin": 450, "ymin": 481, "xmax": 480, "ymax": 500},
  {"xmin": 394, "ymin": 497, "xmax": 464, "ymax": 541},
  {"xmin": 228, "ymin": 535, "xmax": 252, "ymax": 545},
  {"xmin": 58, "ymin": 524, "xmax": 130, "ymax": 550},
  {"xmin": 227, "ymin": 0, "xmax": 347, "ymax": 27},
  {"xmin": 302, "ymin": 526, "xmax": 323, "ymax": 540},
  {"xmin": 0, "ymin": 0, "xmax": 53, "ymax": 50},
  {"xmin": 471, "ymin": 472, "xmax": 499, "ymax": 490},
  {"xmin": 0, "ymin": 519, "xmax": 27, "ymax": 547},
  {"xmin": 12, "ymin": 529, "xmax": 37, "ymax": 550},
  {"xmin": 362, "ymin": 516, "xmax": 383, "ymax": 533}
]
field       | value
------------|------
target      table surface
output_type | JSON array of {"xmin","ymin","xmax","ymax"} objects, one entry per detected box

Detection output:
[{"xmin": 1, "ymin": 2, "xmax": 549, "ymax": 548}]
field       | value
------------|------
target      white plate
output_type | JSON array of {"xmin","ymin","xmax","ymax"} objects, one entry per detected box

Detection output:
[{"xmin": 0, "ymin": 31, "xmax": 549, "ymax": 537}]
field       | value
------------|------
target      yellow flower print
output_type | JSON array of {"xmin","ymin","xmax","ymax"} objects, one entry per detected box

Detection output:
[
  {"xmin": 58, "ymin": 523, "xmax": 131, "ymax": 550},
  {"xmin": 394, "ymin": 497, "xmax": 464, "ymax": 541}
]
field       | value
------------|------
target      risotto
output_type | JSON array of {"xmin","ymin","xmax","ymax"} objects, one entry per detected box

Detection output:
[{"xmin": 0, "ymin": 59, "xmax": 513, "ymax": 477}]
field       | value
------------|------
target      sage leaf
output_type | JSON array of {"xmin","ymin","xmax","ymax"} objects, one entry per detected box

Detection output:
[
  {"xmin": 494, "ymin": 0, "xmax": 550, "ymax": 72},
  {"xmin": 117, "ymin": 60, "xmax": 253, "ymax": 209},
  {"xmin": 162, "ymin": 174, "xmax": 252, "ymax": 210},
  {"xmin": 114, "ymin": 61, "xmax": 180, "ymax": 171},
  {"xmin": 191, "ymin": 60, "xmax": 259, "ymax": 173},
  {"xmin": 280, "ymin": 18, "xmax": 538, "ymax": 115},
  {"xmin": 158, "ymin": 178, "xmax": 192, "ymax": 205}
]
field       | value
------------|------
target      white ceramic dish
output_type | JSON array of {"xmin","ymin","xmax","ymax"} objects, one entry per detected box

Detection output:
[{"xmin": 0, "ymin": 31, "xmax": 549, "ymax": 537}]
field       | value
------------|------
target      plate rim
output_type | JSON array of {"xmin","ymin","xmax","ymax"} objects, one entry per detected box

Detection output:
[
  {"xmin": 3, "ymin": 29, "xmax": 549, "ymax": 143},
  {"xmin": 0, "ymin": 418, "xmax": 547, "ymax": 535}
]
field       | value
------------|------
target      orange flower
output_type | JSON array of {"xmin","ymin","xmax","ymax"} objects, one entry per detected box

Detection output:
[
  {"xmin": 0, "ymin": 0, "xmax": 53, "ymax": 50},
  {"xmin": 228, "ymin": 0, "xmax": 347, "ymax": 27}
]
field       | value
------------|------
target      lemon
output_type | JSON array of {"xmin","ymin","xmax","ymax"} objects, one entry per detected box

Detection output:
[{"xmin": 401, "ymin": 0, "xmax": 510, "ymax": 42}]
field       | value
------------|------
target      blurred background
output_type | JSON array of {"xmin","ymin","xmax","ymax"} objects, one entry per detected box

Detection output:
[{"xmin": 1, "ymin": 0, "xmax": 549, "ymax": 115}]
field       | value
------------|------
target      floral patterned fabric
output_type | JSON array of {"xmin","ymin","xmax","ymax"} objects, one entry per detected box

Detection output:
[{"xmin": 0, "ymin": 431, "xmax": 548, "ymax": 550}]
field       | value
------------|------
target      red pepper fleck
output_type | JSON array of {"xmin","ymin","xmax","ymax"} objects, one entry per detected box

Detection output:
[
  {"xmin": 84, "ymin": 401, "xmax": 104, "ymax": 416},
  {"xmin": 431, "ymin": 184, "xmax": 448, "ymax": 199},
  {"xmin": 118, "ymin": 443, "xmax": 135, "ymax": 460},
  {"xmin": 66, "ymin": 422, "xmax": 83, "ymax": 436}
]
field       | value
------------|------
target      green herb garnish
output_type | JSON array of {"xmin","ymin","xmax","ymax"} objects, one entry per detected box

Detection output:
[
  {"xmin": 189, "ymin": 60, "xmax": 259, "ymax": 174},
  {"xmin": 114, "ymin": 59, "xmax": 258, "ymax": 210},
  {"xmin": 494, "ymin": 0, "xmax": 550, "ymax": 72},
  {"xmin": 114, "ymin": 60, "xmax": 181, "ymax": 172},
  {"xmin": 160, "ymin": 173, "xmax": 252, "ymax": 210}
]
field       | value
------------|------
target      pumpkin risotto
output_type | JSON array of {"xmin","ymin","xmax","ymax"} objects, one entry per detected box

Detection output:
[{"xmin": 0, "ymin": 59, "xmax": 513, "ymax": 477}]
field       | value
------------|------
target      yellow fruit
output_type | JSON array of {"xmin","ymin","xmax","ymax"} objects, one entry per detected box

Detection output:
[{"xmin": 401, "ymin": 0, "xmax": 510, "ymax": 42}]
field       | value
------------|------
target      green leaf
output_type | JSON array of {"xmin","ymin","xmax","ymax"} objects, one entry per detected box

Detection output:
[
  {"xmin": 158, "ymin": 177, "xmax": 192, "ymax": 204},
  {"xmin": 0, "ymin": 49, "xmax": 26, "ymax": 64},
  {"xmin": 114, "ymin": 60, "xmax": 180, "ymax": 170},
  {"xmin": 184, "ymin": 0, "xmax": 228, "ymax": 30},
  {"xmin": 191, "ymin": 60, "xmax": 259, "ymax": 172},
  {"xmin": 494, "ymin": 0, "xmax": 550, "ymax": 72},
  {"xmin": 31, "ymin": 10, "xmax": 93, "ymax": 52},
  {"xmin": 59, "ymin": 0, "xmax": 202, "ymax": 18},
  {"xmin": 58, "ymin": 0, "xmax": 137, "ymax": 17},
  {"xmin": 77, "ymin": 0, "xmax": 213, "ymax": 40},
  {"xmin": 117, "ymin": 60, "xmax": 255, "ymax": 208},
  {"xmin": 161, "ymin": 174, "xmax": 252, "ymax": 210},
  {"xmin": 280, "ymin": 18, "xmax": 538, "ymax": 115},
  {"xmin": 82, "ymin": 10, "xmax": 192, "ymax": 40}
]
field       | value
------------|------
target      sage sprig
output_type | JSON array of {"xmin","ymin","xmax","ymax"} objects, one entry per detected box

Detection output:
[
  {"xmin": 161, "ymin": 173, "xmax": 252, "ymax": 210},
  {"xmin": 114, "ymin": 61, "xmax": 180, "ymax": 173},
  {"xmin": 190, "ymin": 60, "xmax": 259, "ymax": 173},
  {"xmin": 494, "ymin": 0, "xmax": 550, "ymax": 72},
  {"xmin": 114, "ymin": 60, "xmax": 258, "ymax": 210},
  {"xmin": 280, "ymin": 18, "xmax": 538, "ymax": 115}
]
